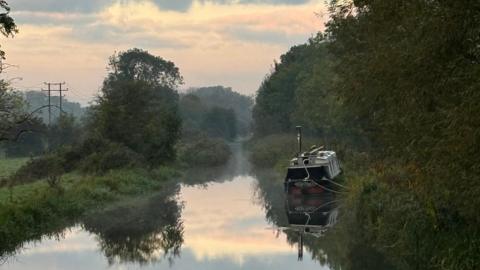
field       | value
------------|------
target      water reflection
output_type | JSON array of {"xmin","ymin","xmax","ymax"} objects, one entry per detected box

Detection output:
[
  {"xmin": 252, "ymin": 170, "xmax": 346, "ymax": 268},
  {"xmin": 82, "ymin": 185, "xmax": 184, "ymax": 266},
  {"xmin": 181, "ymin": 141, "xmax": 251, "ymax": 187},
  {"xmin": 284, "ymin": 193, "xmax": 338, "ymax": 260},
  {"xmin": 2, "ymin": 142, "xmax": 394, "ymax": 270}
]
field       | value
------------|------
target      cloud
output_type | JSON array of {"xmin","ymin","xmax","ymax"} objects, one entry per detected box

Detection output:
[
  {"xmin": 3, "ymin": 0, "xmax": 327, "ymax": 103},
  {"xmin": 9, "ymin": 0, "xmax": 111, "ymax": 13},
  {"xmin": 225, "ymin": 26, "xmax": 309, "ymax": 45},
  {"xmin": 208, "ymin": 0, "xmax": 309, "ymax": 5},
  {"xmin": 153, "ymin": 0, "xmax": 193, "ymax": 12},
  {"xmin": 13, "ymin": 11, "xmax": 95, "ymax": 26},
  {"xmin": 74, "ymin": 23, "xmax": 192, "ymax": 49},
  {"xmin": 9, "ymin": 0, "xmax": 312, "ymax": 13}
]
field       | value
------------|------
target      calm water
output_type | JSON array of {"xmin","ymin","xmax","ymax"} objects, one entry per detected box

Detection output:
[{"xmin": 2, "ymin": 143, "xmax": 338, "ymax": 270}]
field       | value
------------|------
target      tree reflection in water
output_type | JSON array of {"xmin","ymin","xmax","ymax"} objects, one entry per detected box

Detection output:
[{"xmin": 82, "ymin": 184, "xmax": 184, "ymax": 266}]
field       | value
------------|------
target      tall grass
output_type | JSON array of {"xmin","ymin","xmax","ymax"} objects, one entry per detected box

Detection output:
[{"xmin": 0, "ymin": 158, "xmax": 28, "ymax": 179}]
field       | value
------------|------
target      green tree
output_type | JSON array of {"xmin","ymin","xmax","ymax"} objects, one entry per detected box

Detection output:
[
  {"xmin": 252, "ymin": 35, "xmax": 343, "ymax": 140},
  {"xmin": 47, "ymin": 113, "xmax": 80, "ymax": 151},
  {"xmin": 325, "ymin": 0, "xmax": 480, "ymax": 269},
  {"xmin": 0, "ymin": 0, "xmax": 17, "ymax": 65},
  {"xmin": 201, "ymin": 106, "xmax": 237, "ymax": 140},
  {"xmin": 0, "ymin": 81, "xmax": 46, "ymax": 144},
  {"xmin": 91, "ymin": 48, "xmax": 182, "ymax": 165},
  {"xmin": 187, "ymin": 86, "xmax": 253, "ymax": 136},
  {"xmin": 3, "ymin": 117, "xmax": 46, "ymax": 157}
]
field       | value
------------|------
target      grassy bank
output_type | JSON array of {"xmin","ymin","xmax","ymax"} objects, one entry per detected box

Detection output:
[
  {"xmin": 0, "ymin": 167, "xmax": 178, "ymax": 256},
  {"xmin": 0, "ymin": 158, "xmax": 28, "ymax": 179},
  {"xmin": 0, "ymin": 135, "xmax": 232, "ymax": 257}
]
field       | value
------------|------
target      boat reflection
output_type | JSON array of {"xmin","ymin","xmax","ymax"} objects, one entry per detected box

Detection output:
[{"xmin": 284, "ymin": 193, "xmax": 338, "ymax": 261}]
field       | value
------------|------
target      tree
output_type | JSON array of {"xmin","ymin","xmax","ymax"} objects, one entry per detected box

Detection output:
[
  {"xmin": 201, "ymin": 106, "xmax": 237, "ymax": 140},
  {"xmin": 252, "ymin": 35, "xmax": 344, "ymax": 140},
  {"xmin": 179, "ymin": 86, "xmax": 251, "ymax": 139},
  {"xmin": 47, "ymin": 113, "xmax": 80, "ymax": 151},
  {"xmin": 0, "ymin": 0, "xmax": 17, "ymax": 66},
  {"xmin": 106, "ymin": 48, "xmax": 182, "ymax": 89},
  {"xmin": 187, "ymin": 86, "xmax": 253, "ymax": 136},
  {"xmin": 0, "ymin": 82, "xmax": 45, "ymax": 142},
  {"xmin": 325, "ymin": 0, "xmax": 480, "ymax": 268},
  {"xmin": 92, "ymin": 48, "xmax": 182, "ymax": 165},
  {"xmin": 3, "ymin": 117, "xmax": 46, "ymax": 157}
]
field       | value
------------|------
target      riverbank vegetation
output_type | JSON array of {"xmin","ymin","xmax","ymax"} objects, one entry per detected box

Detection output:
[
  {"xmin": 251, "ymin": 1, "xmax": 480, "ymax": 269},
  {"xmin": 0, "ymin": 43, "xmax": 251, "ymax": 256},
  {"xmin": 0, "ymin": 167, "xmax": 178, "ymax": 256}
]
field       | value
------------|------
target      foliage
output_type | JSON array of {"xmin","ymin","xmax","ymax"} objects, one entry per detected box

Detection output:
[
  {"xmin": 0, "ymin": 158, "xmax": 27, "ymax": 186},
  {"xmin": 0, "ymin": 82, "xmax": 39, "ymax": 142},
  {"xmin": 248, "ymin": 134, "xmax": 325, "ymax": 169},
  {"xmin": 9, "ymin": 136, "xmax": 145, "ymax": 185},
  {"xmin": 250, "ymin": 0, "xmax": 480, "ymax": 268},
  {"xmin": 107, "ymin": 48, "xmax": 182, "ymax": 89},
  {"xmin": 91, "ymin": 48, "xmax": 182, "ymax": 165},
  {"xmin": 46, "ymin": 113, "xmax": 81, "ymax": 151},
  {"xmin": 308, "ymin": 0, "xmax": 480, "ymax": 269},
  {"xmin": 0, "ymin": 168, "xmax": 178, "ymax": 256},
  {"xmin": 177, "ymin": 135, "xmax": 231, "ymax": 167},
  {"xmin": 0, "ymin": 0, "xmax": 17, "ymax": 63},
  {"xmin": 10, "ymin": 154, "xmax": 65, "ymax": 185},
  {"xmin": 185, "ymin": 86, "xmax": 253, "ymax": 136},
  {"xmin": 77, "ymin": 142, "xmax": 144, "ymax": 174},
  {"xmin": 201, "ymin": 107, "xmax": 237, "ymax": 140},
  {"xmin": 179, "ymin": 86, "xmax": 252, "ymax": 140},
  {"xmin": 3, "ymin": 117, "xmax": 46, "ymax": 157},
  {"xmin": 252, "ymin": 35, "xmax": 342, "ymax": 138}
]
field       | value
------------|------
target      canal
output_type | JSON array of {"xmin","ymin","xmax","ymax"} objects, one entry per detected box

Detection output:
[{"xmin": 2, "ymin": 142, "xmax": 339, "ymax": 269}]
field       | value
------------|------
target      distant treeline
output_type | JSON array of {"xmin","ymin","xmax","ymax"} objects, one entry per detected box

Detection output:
[
  {"xmin": 23, "ymin": 91, "xmax": 85, "ymax": 123},
  {"xmin": 0, "ymin": 91, "xmax": 85, "ymax": 157},
  {"xmin": 252, "ymin": 1, "xmax": 480, "ymax": 269},
  {"xmin": 180, "ymin": 86, "xmax": 253, "ymax": 140},
  {"xmin": 2, "ymin": 49, "xmax": 253, "ymax": 176}
]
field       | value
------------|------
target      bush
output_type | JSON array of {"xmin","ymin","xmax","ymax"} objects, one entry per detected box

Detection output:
[
  {"xmin": 11, "ymin": 155, "xmax": 65, "ymax": 185},
  {"xmin": 177, "ymin": 136, "xmax": 231, "ymax": 167},
  {"xmin": 9, "ymin": 136, "xmax": 145, "ymax": 185},
  {"xmin": 78, "ymin": 143, "xmax": 144, "ymax": 174}
]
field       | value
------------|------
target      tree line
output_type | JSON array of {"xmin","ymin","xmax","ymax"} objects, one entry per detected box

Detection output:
[{"xmin": 252, "ymin": 0, "xmax": 480, "ymax": 269}]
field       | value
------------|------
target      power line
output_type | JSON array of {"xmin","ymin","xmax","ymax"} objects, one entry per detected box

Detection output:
[
  {"xmin": 42, "ymin": 83, "xmax": 52, "ymax": 126},
  {"xmin": 42, "ymin": 82, "xmax": 68, "ymax": 126}
]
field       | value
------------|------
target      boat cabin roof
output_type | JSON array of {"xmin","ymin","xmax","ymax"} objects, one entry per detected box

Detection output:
[{"xmin": 299, "ymin": 150, "xmax": 337, "ymax": 159}]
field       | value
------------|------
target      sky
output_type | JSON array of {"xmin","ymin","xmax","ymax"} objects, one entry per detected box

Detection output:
[{"xmin": 2, "ymin": 0, "xmax": 328, "ymax": 105}]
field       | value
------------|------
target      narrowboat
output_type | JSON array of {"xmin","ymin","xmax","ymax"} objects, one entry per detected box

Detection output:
[{"xmin": 285, "ymin": 126, "xmax": 342, "ymax": 195}]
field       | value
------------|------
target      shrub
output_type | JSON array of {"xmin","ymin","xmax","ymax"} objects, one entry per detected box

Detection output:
[
  {"xmin": 78, "ymin": 143, "xmax": 144, "ymax": 174},
  {"xmin": 177, "ymin": 136, "xmax": 231, "ymax": 167},
  {"xmin": 11, "ymin": 155, "xmax": 65, "ymax": 185},
  {"xmin": 9, "ymin": 136, "xmax": 145, "ymax": 184}
]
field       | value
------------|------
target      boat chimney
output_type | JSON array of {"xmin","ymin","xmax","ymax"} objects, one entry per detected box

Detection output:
[{"xmin": 296, "ymin": 126, "xmax": 302, "ymax": 156}]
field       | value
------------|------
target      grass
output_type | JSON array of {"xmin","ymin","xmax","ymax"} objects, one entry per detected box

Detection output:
[
  {"xmin": 0, "ymin": 166, "xmax": 180, "ymax": 256},
  {"xmin": 0, "ymin": 158, "xmax": 29, "ymax": 179}
]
